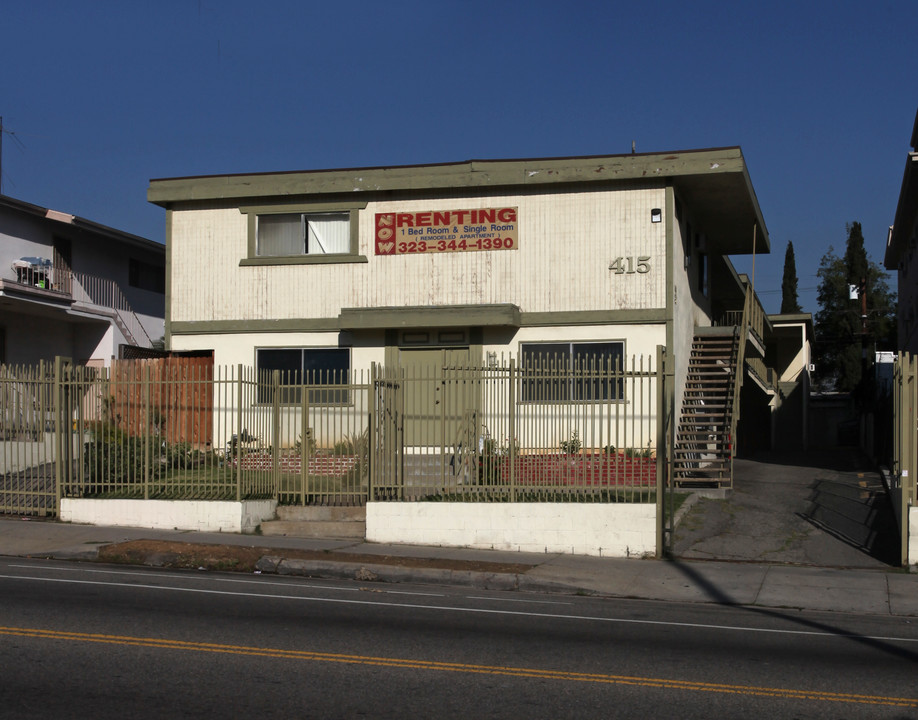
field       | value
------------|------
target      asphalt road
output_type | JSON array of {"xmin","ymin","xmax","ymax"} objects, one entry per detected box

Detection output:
[{"xmin": 1, "ymin": 558, "xmax": 917, "ymax": 719}]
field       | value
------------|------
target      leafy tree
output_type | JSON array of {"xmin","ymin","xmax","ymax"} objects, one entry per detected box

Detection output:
[
  {"xmin": 780, "ymin": 241, "xmax": 802, "ymax": 314},
  {"xmin": 814, "ymin": 222, "xmax": 896, "ymax": 392}
]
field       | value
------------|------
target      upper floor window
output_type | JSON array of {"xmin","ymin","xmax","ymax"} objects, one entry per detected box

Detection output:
[
  {"xmin": 240, "ymin": 201, "xmax": 368, "ymax": 266},
  {"xmin": 257, "ymin": 213, "xmax": 350, "ymax": 257}
]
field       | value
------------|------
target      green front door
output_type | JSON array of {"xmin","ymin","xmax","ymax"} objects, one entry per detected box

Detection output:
[{"xmin": 399, "ymin": 347, "xmax": 474, "ymax": 447}]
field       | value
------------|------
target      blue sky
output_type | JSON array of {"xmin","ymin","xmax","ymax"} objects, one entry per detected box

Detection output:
[{"xmin": 1, "ymin": 0, "xmax": 914, "ymax": 314}]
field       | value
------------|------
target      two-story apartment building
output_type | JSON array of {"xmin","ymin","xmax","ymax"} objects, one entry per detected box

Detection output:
[
  {"xmin": 0, "ymin": 194, "xmax": 165, "ymax": 366},
  {"xmin": 149, "ymin": 148, "xmax": 784, "ymax": 487}
]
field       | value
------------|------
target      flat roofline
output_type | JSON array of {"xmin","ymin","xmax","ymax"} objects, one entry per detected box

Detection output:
[
  {"xmin": 148, "ymin": 145, "xmax": 769, "ymax": 256},
  {"xmin": 149, "ymin": 146, "xmax": 743, "ymax": 184},
  {"xmin": 768, "ymin": 313, "xmax": 815, "ymax": 341}
]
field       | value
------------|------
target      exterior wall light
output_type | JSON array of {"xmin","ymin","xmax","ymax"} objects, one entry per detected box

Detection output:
[{"xmin": 651, "ymin": 208, "xmax": 662, "ymax": 223}]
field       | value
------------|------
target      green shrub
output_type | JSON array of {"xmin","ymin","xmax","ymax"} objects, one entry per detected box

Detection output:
[
  {"xmin": 82, "ymin": 423, "xmax": 147, "ymax": 488},
  {"xmin": 624, "ymin": 445, "xmax": 653, "ymax": 459},
  {"xmin": 331, "ymin": 430, "xmax": 368, "ymax": 458},
  {"xmin": 559, "ymin": 430, "xmax": 581, "ymax": 454}
]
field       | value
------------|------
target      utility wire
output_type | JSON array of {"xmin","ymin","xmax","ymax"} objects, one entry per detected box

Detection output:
[{"xmin": 0, "ymin": 117, "xmax": 26, "ymax": 194}]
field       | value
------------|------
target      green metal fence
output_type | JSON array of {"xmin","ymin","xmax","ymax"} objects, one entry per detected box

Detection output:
[
  {"xmin": 61, "ymin": 362, "xmax": 372, "ymax": 506},
  {"xmin": 0, "ymin": 352, "xmax": 667, "ymax": 514},
  {"xmin": 371, "ymin": 353, "xmax": 663, "ymax": 503},
  {"xmin": 0, "ymin": 360, "xmax": 62, "ymax": 516}
]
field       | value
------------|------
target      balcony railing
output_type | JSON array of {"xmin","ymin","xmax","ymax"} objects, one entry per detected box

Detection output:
[{"xmin": 8, "ymin": 258, "xmax": 152, "ymax": 348}]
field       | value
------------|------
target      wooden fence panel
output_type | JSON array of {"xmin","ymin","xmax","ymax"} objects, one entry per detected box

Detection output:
[{"xmin": 109, "ymin": 357, "xmax": 214, "ymax": 449}]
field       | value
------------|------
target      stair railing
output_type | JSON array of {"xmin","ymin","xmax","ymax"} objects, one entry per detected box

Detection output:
[
  {"xmin": 728, "ymin": 285, "xmax": 754, "ymax": 478},
  {"xmin": 69, "ymin": 271, "xmax": 153, "ymax": 348}
]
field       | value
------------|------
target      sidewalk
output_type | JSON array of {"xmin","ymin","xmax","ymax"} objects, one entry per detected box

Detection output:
[{"xmin": 2, "ymin": 516, "xmax": 916, "ymax": 617}]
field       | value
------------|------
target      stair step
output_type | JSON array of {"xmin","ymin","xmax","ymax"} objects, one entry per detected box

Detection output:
[
  {"xmin": 276, "ymin": 506, "xmax": 366, "ymax": 522},
  {"xmin": 678, "ymin": 332, "xmax": 739, "ymax": 488},
  {"xmin": 674, "ymin": 456, "xmax": 731, "ymax": 462},
  {"xmin": 260, "ymin": 505, "xmax": 367, "ymax": 539},
  {"xmin": 675, "ymin": 436, "xmax": 729, "ymax": 443},
  {"xmin": 674, "ymin": 464, "xmax": 731, "ymax": 469},
  {"xmin": 675, "ymin": 429, "xmax": 728, "ymax": 434}
]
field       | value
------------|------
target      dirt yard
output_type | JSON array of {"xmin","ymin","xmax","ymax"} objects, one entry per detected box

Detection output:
[{"xmin": 96, "ymin": 539, "xmax": 535, "ymax": 575}]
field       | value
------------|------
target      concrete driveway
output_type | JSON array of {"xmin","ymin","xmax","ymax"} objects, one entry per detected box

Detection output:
[{"xmin": 672, "ymin": 448, "xmax": 900, "ymax": 568}]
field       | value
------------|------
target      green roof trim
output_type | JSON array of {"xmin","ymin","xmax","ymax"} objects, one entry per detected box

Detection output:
[{"xmin": 148, "ymin": 147, "xmax": 769, "ymax": 256}]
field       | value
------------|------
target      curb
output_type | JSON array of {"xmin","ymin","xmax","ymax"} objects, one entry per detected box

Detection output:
[{"xmin": 258, "ymin": 555, "xmax": 524, "ymax": 591}]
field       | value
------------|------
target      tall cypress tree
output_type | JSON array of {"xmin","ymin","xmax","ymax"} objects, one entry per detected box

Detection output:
[
  {"xmin": 780, "ymin": 241, "xmax": 802, "ymax": 313},
  {"xmin": 843, "ymin": 221, "xmax": 869, "ymax": 288}
]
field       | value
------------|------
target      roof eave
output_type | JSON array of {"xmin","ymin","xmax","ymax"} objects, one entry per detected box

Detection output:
[
  {"xmin": 0, "ymin": 194, "xmax": 162, "ymax": 254},
  {"xmin": 148, "ymin": 146, "xmax": 768, "ymax": 257},
  {"xmin": 886, "ymin": 153, "xmax": 918, "ymax": 269},
  {"xmin": 147, "ymin": 147, "xmax": 745, "ymax": 204}
]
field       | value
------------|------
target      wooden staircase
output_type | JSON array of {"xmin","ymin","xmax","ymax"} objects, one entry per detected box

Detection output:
[{"xmin": 673, "ymin": 331, "xmax": 741, "ymax": 487}]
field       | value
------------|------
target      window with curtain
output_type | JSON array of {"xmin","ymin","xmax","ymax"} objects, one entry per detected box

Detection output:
[{"xmin": 256, "ymin": 212, "xmax": 350, "ymax": 257}]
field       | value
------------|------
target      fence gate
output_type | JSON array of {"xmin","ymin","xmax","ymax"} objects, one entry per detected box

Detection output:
[
  {"xmin": 0, "ymin": 359, "xmax": 72, "ymax": 517},
  {"xmin": 371, "ymin": 364, "xmax": 403, "ymax": 499}
]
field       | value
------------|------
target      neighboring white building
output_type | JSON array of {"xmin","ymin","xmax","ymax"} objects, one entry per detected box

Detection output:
[
  {"xmin": 149, "ymin": 148, "xmax": 782, "ymax": 480},
  {"xmin": 0, "ymin": 194, "xmax": 165, "ymax": 366}
]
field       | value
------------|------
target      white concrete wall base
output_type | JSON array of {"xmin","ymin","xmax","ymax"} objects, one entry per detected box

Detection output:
[
  {"xmin": 366, "ymin": 502, "xmax": 656, "ymax": 557},
  {"xmin": 910, "ymin": 506, "xmax": 918, "ymax": 567},
  {"xmin": 60, "ymin": 498, "xmax": 278, "ymax": 534}
]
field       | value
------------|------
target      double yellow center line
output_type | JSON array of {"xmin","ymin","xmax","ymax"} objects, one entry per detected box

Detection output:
[{"xmin": 3, "ymin": 626, "xmax": 915, "ymax": 708}]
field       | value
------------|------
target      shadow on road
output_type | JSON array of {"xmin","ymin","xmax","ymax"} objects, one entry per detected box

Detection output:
[{"xmin": 666, "ymin": 558, "xmax": 918, "ymax": 666}]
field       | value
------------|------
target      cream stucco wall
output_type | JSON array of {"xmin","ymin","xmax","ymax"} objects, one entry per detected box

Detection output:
[
  {"xmin": 169, "ymin": 184, "xmax": 668, "ymax": 324},
  {"xmin": 366, "ymin": 502, "xmax": 657, "ymax": 557},
  {"xmin": 171, "ymin": 331, "xmax": 385, "ymax": 372},
  {"xmin": 61, "ymin": 498, "xmax": 277, "ymax": 534}
]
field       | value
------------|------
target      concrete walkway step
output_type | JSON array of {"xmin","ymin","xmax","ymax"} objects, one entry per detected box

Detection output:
[{"xmin": 260, "ymin": 505, "xmax": 367, "ymax": 539}]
